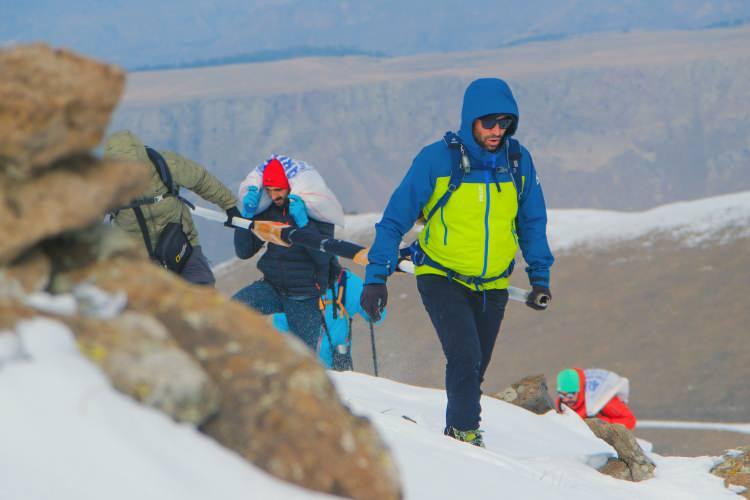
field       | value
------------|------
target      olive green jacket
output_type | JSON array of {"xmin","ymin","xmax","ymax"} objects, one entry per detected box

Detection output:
[{"xmin": 103, "ymin": 130, "xmax": 237, "ymax": 248}]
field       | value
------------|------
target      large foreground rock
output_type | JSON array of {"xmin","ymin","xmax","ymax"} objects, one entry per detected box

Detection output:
[
  {"xmin": 0, "ymin": 249, "xmax": 51, "ymax": 298},
  {"xmin": 71, "ymin": 310, "xmax": 221, "ymax": 425},
  {"xmin": 586, "ymin": 418, "xmax": 655, "ymax": 482},
  {"xmin": 1, "ymin": 295, "xmax": 220, "ymax": 425},
  {"xmin": 0, "ymin": 156, "xmax": 149, "ymax": 265},
  {"xmin": 0, "ymin": 44, "xmax": 124, "ymax": 178},
  {"xmin": 54, "ymin": 254, "xmax": 402, "ymax": 500}
]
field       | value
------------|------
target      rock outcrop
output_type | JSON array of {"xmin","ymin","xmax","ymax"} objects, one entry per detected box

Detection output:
[
  {"xmin": 0, "ymin": 43, "xmax": 402, "ymax": 500},
  {"xmin": 585, "ymin": 418, "xmax": 655, "ymax": 482},
  {"xmin": 0, "ymin": 155, "xmax": 149, "ymax": 265},
  {"xmin": 57, "ymin": 255, "xmax": 400, "ymax": 499},
  {"xmin": 711, "ymin": 446, "xmax": 750, "ymax": 498},
  {"xmin": 71, "ymin": 309, "xmax": 222, "ymax": 425},
  {"xmin": 0, "ymin": 44, "xmax": 125, "ymax": 179},
  {"xmin": 495, "ymin": 374, "xmax": 555, "ymax": 415}
]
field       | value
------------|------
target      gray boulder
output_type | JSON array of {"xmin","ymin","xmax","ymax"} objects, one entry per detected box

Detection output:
[{"xmin": 495, "ymin": 374, "xmax": 555, "ymax": 415}]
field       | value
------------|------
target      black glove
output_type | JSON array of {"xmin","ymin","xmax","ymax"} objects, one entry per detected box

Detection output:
[
  {"xmin": 361, "ymin": 283, "xmax": 388, "ymax": 322},
  {"xmin": 225, "ymin": 206, "xmax": 242, "ymax": 227},
  {"xmin": 526, "ymin": 285, "xmax": 551, "ymax": 311}
]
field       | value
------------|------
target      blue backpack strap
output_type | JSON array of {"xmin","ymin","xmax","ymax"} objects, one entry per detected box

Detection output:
[
  {"xmin": 425, "ymin": 132, "xmax": 466, "ymax": 223},
  {"xmin": 507, "ymin": 138, "xmax": 523, "ymax": 201}
]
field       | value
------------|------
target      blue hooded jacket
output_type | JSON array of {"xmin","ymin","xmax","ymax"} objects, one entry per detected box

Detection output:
[{"xmin": 365, "ymin": 78, "xmax": 554, "ymax": 289}]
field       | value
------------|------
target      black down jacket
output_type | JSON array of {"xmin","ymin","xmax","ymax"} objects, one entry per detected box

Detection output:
[{"xmin": 233, "ymin": 201, "xmax": 333, "ymax": 297}]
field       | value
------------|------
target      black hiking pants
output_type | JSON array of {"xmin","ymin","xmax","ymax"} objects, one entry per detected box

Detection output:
[{"xmin": 417, "ymin": 274, "xmax": 509, "ymax": 431}]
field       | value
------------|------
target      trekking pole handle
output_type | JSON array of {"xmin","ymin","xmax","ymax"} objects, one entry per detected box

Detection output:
[{"xmin": 534, "ymin": 292, "xmax": 551, "ymax": 308}]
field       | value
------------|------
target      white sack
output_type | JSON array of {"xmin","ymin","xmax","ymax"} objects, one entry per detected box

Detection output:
[{"xmin": 239, "ymin": 155, "xmax": 345, "ymax": 228}]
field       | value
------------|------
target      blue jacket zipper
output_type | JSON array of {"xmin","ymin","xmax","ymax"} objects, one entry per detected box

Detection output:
[
  {"xmin": 481, "ymin": 169, "xmax": 491, "ymax": 277},
  {"xmin": 441, "ymin": 206, "xmax": 448, "ymax": 245}
]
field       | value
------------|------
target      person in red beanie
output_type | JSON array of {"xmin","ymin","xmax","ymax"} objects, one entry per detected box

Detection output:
[
  {"xmin": 232, "ymin": 157, "xmax": 334, "ymax": 351},
  {"xmin": 556, "ymin": 367, "xmax": 637, "ymax": 430}
]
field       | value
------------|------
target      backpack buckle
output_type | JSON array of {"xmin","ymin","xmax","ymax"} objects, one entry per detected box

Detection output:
[{"xmin": 459, "ymin": 145, "xmax": 471, "ymax": 173}]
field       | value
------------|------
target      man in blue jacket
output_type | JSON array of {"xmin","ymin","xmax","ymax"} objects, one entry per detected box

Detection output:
[{"xmin": 361, "ymin": 78, "xmax": 554, "ymax": 447}]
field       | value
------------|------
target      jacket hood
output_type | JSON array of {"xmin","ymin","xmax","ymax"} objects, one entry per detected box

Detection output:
[
  {"xmin": 569, "ymin": 367, "xmax": 587, "ymax": 412},
  {"xmin": 457, "ymin": 78, "xmax": 519, "ymax": 160},
  {"xmin": 102, "ymin": 130, "xmax": 150, "ymax": 164}
]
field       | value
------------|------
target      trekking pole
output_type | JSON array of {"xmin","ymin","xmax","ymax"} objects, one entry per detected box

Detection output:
[
  {"xmin": 192, "ymin": 205, "xmax": 533, "ymax": 303},
  {"xmin": 368, "ymin": 321, "xmax": 379, "ymax": 377},
  {"xmin": 345, "ymin": 318, "xmax": 354, "ymax": 371}
]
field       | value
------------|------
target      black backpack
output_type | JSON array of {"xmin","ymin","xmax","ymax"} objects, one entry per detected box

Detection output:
[{"xmin": 120, "ymin": 147, "xmax": 195, "ymax": 273}]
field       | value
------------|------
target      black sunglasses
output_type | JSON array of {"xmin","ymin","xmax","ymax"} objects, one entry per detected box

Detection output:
[{"xmin": 478, "ymin": 114, "xmax": 514, "ymax": 130}]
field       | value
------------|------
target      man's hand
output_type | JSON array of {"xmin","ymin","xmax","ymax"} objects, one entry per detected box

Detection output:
[
  {"xmin": 224, "ymin": 206, "xmax": 242, "ymax": 227},
  {"xmin": 361, "ymin": 283, "xmax": 388, "ymax": 322},
  {"xmin": 288, "ymin": 194, "xmax": 309, "ymax": 228},
  {"xmin": 241, "ymin": 186, "xmax": 260, "ymax": 218},
  {"xmin": 526, "ymin": 285, "xmax": 551, "ymax": 311}
]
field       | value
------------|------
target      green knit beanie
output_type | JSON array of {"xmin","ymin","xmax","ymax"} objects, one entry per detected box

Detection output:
[{"xmin": 557, "ymin": 368, "xmax": 580, "ymax": 393}]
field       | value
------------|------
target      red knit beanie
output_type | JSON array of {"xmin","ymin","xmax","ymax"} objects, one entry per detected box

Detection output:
[{"xmin": 262, "ymin": 158, "xmax": 290, "ymax": 189}]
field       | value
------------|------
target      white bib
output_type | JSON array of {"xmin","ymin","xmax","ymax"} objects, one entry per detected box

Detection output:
[{"xmin": 584, "ymin": 368, "xmax": 630, "ymax": 417}]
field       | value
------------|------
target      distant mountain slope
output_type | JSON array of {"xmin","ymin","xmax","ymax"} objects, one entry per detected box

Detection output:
[
  {"xmin": 4, "ymin": 0, "xmax": 750, "ymax": 68},
  {"xmin": 216, "ymin": 191, "xmax": 750, "ymax": 454}
]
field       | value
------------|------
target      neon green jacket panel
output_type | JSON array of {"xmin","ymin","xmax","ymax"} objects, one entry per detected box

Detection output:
[{"xmin": 415, "ymin": 175, "xmax": 519, "ymax": 290}]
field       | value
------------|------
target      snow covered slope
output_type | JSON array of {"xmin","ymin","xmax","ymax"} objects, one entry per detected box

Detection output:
[
  {"xmin": 0, "ymin": 318, "xmax": 334, "ymax": 500},
  {"xmin": 0, "ymin": 318, "xmax": 738, "ymax": 499},
  {"xmin": 331, "ymin": 372, "xmax": 737, "ymax": 500},
  {"xmin": 547, "ymin": 191, "xmax": 750, "ymax": 253}
]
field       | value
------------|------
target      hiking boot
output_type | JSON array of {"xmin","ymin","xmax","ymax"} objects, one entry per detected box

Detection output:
[{"xmin": 445, "ymin": 426, "xmax": 485, "ymax": 448}]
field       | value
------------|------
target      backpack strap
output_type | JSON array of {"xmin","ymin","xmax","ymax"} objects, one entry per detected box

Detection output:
[
  {"xmin": 507, "ymin": 138, "xmax": 523, "ymax": 202},
  {"xmin": 145, "ymin": 146, "xmax": 176, "ymax": 195},
  {"xmin": 143, "ymin": 146, "xmax": 196, "ymax": 209},
  {"xmin": 132, "ymin": 206, "xmax": 155, "ymax": 258},
  {"xmin": 336, "ymin": 269, "xmax": 348, "ymax": 318},
  {"xmin": 425, "ymin": 132, "xmax": 467, "ymax": 224},
  {"xmin": 320, "ymin": 269, "xmax": 350, "ymax": 322}
]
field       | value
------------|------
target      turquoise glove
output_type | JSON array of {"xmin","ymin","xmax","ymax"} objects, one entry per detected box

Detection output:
[
  {"xmin": 288, "ymin": 194, "xmax": 309, "ymax": 228},
  {"xmin": 241, "ymin": 186, "xmax": 260, "ymax": 218}
]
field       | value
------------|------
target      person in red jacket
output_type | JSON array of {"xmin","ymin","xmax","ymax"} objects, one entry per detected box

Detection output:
[{"xmin": 555, "ymin": 367, "xmax": 637, "ymax": 430}]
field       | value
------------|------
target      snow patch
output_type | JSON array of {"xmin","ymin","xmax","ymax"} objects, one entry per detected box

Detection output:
[{"xmin": 25, "ymin": 292, "xmax": 77, "ymax": 315}]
